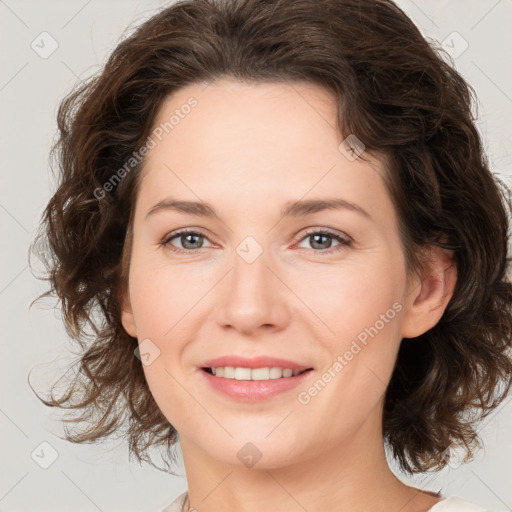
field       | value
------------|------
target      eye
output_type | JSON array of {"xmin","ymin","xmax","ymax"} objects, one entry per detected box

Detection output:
[
  {"xmin": 294, "ymin": 228, "xmax": 351, "ymax": 256},
  {"xmin": 161, "ymin": 229, "xmax": 213, "ymax": 254},
  {"xmin": 161, "ymin": 227, "xmax": 351, "ymax": 256}
]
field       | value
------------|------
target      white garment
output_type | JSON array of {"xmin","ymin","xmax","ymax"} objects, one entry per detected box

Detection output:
[
  {"xmin": 160, "ymin": 492, "xmax": 490, "ymax": 512},
  {"xmin": 429, "ymin": 496, "xmax": 489, "ymax": 511},
  {"xmin": 161, "ymin": 491, "xmax": 187, "ymax": 512}
]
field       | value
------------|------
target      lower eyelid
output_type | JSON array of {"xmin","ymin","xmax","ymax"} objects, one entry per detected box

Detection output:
[
  {"xmin": 295, "ymin": 235, "xmax": 351, "ymax": 254},
  {"xmin": 163, "ymin": 231, "xmax": 211, "ymax": 250},
  {"xmin": 162, "ymin": 230, "xmax": 351, "ymax": 254}
]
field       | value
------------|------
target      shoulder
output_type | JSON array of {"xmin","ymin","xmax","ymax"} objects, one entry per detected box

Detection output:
[
  {"xmin": 160, "ymin": 491, "xmax": 188, "ymax": 512},
  {"xmin": 429, "ymin": 496, "xmax": 491, "ymax": 511}
]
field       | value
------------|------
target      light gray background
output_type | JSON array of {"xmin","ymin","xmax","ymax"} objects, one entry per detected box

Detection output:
[{"xmin": 1, "ymin": 1, "xmax": 511, "ymax": 511}]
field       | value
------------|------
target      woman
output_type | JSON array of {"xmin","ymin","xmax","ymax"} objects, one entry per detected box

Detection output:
[{"xmin": 32, "ymin": 0, "xmax": 512, "ymax": 511}]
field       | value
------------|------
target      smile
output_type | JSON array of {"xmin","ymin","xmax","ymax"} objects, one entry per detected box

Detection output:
[
  {"xmin": 200, "ymin": 367, "xmax": 314, "ymax": 402},
  {"xmin": 203, "ymin": 366, "xmax": 308, "ymax": 380}
]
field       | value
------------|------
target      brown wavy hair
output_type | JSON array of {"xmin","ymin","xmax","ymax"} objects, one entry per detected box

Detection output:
[{"xmin": 30, "ymin": 0, "xmax": 512, "ymax": 474}]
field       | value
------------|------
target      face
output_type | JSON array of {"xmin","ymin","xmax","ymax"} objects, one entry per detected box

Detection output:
[{"xmin": 121, "ymin": 78, "xmax": 432, "ymax": 469}]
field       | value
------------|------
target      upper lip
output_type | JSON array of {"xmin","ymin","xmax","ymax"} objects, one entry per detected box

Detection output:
[{"xmin": 201, "ymin": 356, "xmax": 312, "ymax": 371}]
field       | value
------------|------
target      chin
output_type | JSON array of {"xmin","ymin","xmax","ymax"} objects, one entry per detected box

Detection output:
[
  {"xmin": 219, "ymin": 444, "xmax": 302, "ymax": 470},
  {"xmin": 190, "ymin": 427, "xmax": 306, "ymax": 470}
]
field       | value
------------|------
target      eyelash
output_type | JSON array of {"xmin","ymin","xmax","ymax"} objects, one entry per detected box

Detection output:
[{"xmin": 160, "ymin": 228, "xmax": 352, "ymax": 256}]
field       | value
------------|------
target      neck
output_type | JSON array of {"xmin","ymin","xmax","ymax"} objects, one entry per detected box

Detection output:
[{"xmin": 179, "ymin": 405, "xmax": 441, "ymax": 512}]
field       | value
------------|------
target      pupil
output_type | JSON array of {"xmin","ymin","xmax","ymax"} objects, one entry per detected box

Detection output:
[
  {"xmin": 183, "ymin": 234, "xmax": 202, "ymax": 249},
  {"xmin": 311, "ymin": 234, "xmax": 331, "ymax": 250}
]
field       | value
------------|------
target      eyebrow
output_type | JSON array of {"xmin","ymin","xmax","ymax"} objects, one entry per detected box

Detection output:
[{"xmin": 145, "ymin": 197, "xmax": 371, "ymax": 220}]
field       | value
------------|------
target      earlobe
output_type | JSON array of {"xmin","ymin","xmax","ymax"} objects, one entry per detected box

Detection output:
[
  {"xmin": 119, "ymin": 287, "xmax": 138, "ymax": 338},
  {"xmin": 401, "ymin": 246, "xmax": 457, "ymax": 339}
]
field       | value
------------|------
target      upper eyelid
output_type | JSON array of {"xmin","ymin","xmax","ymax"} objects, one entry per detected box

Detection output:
[
  {"xmin": 162, "ymin": 228, "xmax": 213, "ymax": 244},
  {"xmin": 163, "ymin": 227, "xmax": 350, "ymax": 247},
  {"xmin": 300, "ymin": 227, "xmax": 351, "ymax": 241}
]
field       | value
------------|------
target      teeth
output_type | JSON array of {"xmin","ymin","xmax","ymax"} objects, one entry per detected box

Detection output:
[{"xmin": 208, "ymin": 366, "xmax": 304, "ymax": 380}]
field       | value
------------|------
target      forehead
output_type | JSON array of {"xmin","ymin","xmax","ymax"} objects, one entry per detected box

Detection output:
[
  {"xmin": 136, "ymin": 78, "xmax": 392, "ymax": 223},
  {"xmin": 148, "ymin": 78, "xmax": 340, "ymax": 163}
]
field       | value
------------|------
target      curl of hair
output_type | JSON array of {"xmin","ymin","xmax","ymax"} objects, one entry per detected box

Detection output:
[{"xmin": 30, "ymin": 0, "xmax": 512, "ymax": 474}]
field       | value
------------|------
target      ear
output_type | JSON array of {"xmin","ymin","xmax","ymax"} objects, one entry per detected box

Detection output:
[
  {"xmin": 401, "ymin": 246, "xmax": 457, "ymax": 339},
  {"xmin": 118, "ymin": 285, "xmax": 138, "ymax": 338}
]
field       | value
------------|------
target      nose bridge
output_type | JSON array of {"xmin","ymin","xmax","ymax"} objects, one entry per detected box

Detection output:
[
  {"xmin": 216, "ymin": 233, "xmax": 289, "ymax": 332},
  {"xmin": 232, "ymin": 236, "xmax": 272, "ymax": 297},
  {"xmin": 231, "ymin": 233, "xmax": 275, "ymax": 302}
]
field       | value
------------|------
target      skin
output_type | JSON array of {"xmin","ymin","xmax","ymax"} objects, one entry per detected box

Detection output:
[{"xmin": 121, "ymin": 78, "xmax": 457, "ymax": 512}]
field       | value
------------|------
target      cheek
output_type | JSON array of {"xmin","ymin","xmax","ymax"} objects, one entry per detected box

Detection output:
[
  {"xmin": 128, "ymin": 252, "xmax": 201, "ymax": 337},
  {"xmin": 128, "ymin": 256, "xmax": 196, "ymax": 426},
  {"xmin": 291, "ymin": 254, "xmax": 406, "ymax": 393},
  {"xmin": 129, "ymin": 239, "xmax": 406, "ymax": 351},
  {"xmin": 139, "ymin": 357, "xmax": 195, "ymax": 434},
  {"xmin": 293, "ymin": 270, "xmax": 404, "ymax": 442},
  {"xmin": 288, "ymin": 255, "xmax": 404, "ymax": 338}
]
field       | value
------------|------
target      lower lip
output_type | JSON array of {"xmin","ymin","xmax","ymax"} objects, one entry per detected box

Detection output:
[{"xmin": 199, "ymin": 369, "xmax": 314, "ymax": 402}]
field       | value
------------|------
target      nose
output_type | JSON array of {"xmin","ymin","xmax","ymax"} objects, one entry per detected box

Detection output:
[{"xmin": 215, "ymin": 239, "xmax": 291, "ymax": 336}]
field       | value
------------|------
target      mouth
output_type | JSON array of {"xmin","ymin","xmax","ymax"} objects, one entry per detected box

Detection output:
[
  {"xmin": 201, "ymin": 366, "xmax": 313, "ymax": 380},
  {"xmin": 198, "ymin": 364, "xmax": 315, "ymax": 402},
  {"xmin": 198, "ymin": 356, "xmax": 314, "ymax": 401}
]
